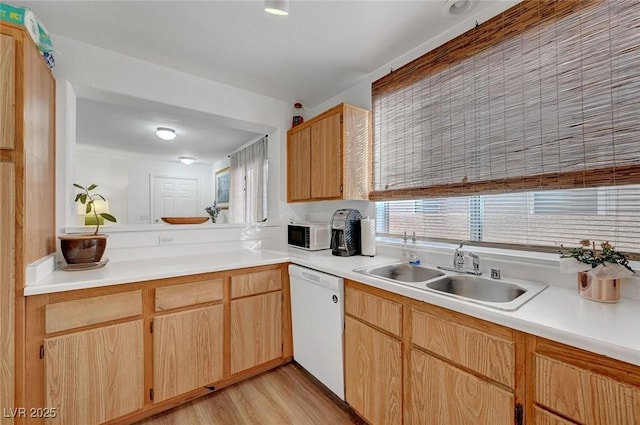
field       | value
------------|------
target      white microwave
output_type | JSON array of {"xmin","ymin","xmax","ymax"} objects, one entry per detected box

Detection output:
[{"xmin": 287, "ymin": 223, "xmax": 331, "ymax": 251}]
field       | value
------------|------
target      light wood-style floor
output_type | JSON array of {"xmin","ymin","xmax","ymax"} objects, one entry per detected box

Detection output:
[{"xmin": 135, "ymin": 364, "xmax": 364, "ymax": 425}]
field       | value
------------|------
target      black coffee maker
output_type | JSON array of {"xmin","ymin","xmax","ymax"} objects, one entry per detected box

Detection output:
[{"xmin": 330, "ymin": 209, "xmax": 362, "ymax": 256}]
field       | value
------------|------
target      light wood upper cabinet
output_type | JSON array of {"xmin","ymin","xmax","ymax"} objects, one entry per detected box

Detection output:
[
  {"xmin": 154, "ymin": 305, "xmax": 224, "ymax": 402},
  {"xmin": 230, "ymin": 291, "xmax": 282, "ymax": 374},
  {"xmin": 287, "ymin": 103, "xmax": 370, "ymax": 203},
  {"xmin": 409, "ymin": 348, "xmax": 513, "ymax": 425},
  {"xmin": 310, "ymin": 111, "xmax": 342, "ymax": 199},
  {"xmin": 344, "ymin": 316, "xmax": 402, "ymax": 425},
  {"xmin": 287, "ymin": 126, "xmax": 311, "ymax": 202},
  {"xmin": 44, "ymin": 320, "xmax": 144, "ymax": 425}
]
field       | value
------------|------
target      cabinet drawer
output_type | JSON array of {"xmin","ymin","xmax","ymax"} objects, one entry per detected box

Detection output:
[
  {"xmin": 231, "ymin": 269, "xmax": 282, "ymax": 298},
  {"xmin": 345, "ymin": 286, "xmax": 402, "ymax": 337},
  {"xmin": 535, "ymin": 354, "xmax": 640, "ymax": 425},
  {"xmin": 411, "ymin": 309, "xmax": 514, "ymax": 388},
  {"xmin": 155, "ymin": 278, "xmax": 223, "ymax": 311},
  {"xmin": 534, "ymin": 407, "xmax": 577, "ymax": 425},
  {"xmin": 46, "ymin": 291, "xmax": 142, "ymax": 334}
]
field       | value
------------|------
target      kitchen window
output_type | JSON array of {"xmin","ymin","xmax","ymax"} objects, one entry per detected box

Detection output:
[
  {"xmin": 376, "ymin": 184, "xmax": 640, "ymax": 253},
  {"xmin": 371, "ymin": 0, "xmax": 640, "ymax": 254}
]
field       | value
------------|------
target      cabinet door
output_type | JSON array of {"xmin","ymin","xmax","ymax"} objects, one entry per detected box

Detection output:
[
  {"xmin": 0, "ymin": 33, "xmax": 15, "ymax": 150},
  {"xmin": 311, "ymin": 111, "xmax": 342, "ymax": 199},
  {"xmin": 409, "ymin": 348, "xmax": 513, "ymax": 425},
  {"xmin": 535, "ymin": 354, "xmax": 640, "ymax": 425},
  {"xmin": 230, "ymin": 292, "xmax": 282, "ymax": 374},
  {"xmin": 44, "ymin": 320, "xmax": 144, "ymax": 425},
  {"xmin": 287, "ymin": 126, "xmax": 311, "ymax": 201},
  {"xmin": 0, "ymin": 163, "xmax": 14, "ymax": 425},
  {"xmin": 344, "ymin": 316, "xmax": 402, "ymax": 425},
  {"xmin": 154, "ymin": 305, "xmax": 224, "ymax": 402}
]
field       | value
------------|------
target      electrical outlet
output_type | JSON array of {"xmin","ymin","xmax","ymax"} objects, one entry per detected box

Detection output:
[
  {"xmin": 140, "ymin": 215, "xmax": 149, "ymax": 221},
  {"xmin": 159, "ymin": 236, "xmax": 174, "ymax": 246},
  {"xmin": 304, "ymin": 214, "xmax": 310, "ymax": 221}
]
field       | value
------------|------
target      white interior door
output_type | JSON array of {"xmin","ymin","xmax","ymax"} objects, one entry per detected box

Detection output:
[{"xmin": 152, "ymin": 177, "xmax": 198, "ymax": 222}]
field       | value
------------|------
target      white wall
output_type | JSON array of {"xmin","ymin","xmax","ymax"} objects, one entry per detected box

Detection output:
[
  {"xmin": 291, "ymin": 1, "xmax": 522, "ymax": 227},
  {"xmin": 308, "ymin": 1, "xmax": 521, "ymax": 117},
  {"xmin": 75, "ymin": 150, "xmax": 129, "ymax": 225},
  {"xmin": 51, "ymin": 35, "xmax": 290, "ymax": 233}
]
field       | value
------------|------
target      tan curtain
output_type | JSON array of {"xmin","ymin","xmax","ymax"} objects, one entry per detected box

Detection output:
[{"xmin": 370, "ymin": 0, "xmax": 640, "ymax": 201}]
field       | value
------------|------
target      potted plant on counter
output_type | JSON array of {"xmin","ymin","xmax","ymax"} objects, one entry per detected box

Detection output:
[
  {"xmin": 58, "ymin": 183, "xmax": 117, "ymax": 266},
  {"xmin": 559, "ymin": 239, "xmax": 635, "ymax": 303}
]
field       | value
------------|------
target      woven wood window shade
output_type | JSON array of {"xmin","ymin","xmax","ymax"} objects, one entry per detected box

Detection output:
[{"xmin": 370, "ymin": 0, "xmax": 640, "ymax": 201}]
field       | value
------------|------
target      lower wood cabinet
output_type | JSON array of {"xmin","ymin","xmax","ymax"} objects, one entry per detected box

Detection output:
[
  {"xmin": 344, "ymin": 316, "xmax": 402, "ymax": 425},
  {"xmin": 409, "ymin": 348, "xmax": 513, "ymax": 425},
  {"xmin": 44, "ymin": 320, "xmax": 144, "ymax": 425},
  {"xmin": 529, "ymin": 336, "xmax": 640, "ymax": 425},
  {"xmin": 345, "ymin": 279, "xmax": 640, "ymax": 425},
  {"xmin": 25, "ymin": 263, "xmax": 290, "ymax": 425},
  {"xmin": 344, "ymin": 279, "xmax": 520, "ymax": 425},
  {"xmin": 230, "ymin": 291, "xmax": 282, "ymax": 374},
  {"xmin": 153, "ymin": 304, "xmax": 223, "ymax": 402}
]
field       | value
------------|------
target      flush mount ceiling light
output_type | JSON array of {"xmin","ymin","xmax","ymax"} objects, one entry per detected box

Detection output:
[
  {"xmin": 156, "ymin": 127, "xmax": 176, "ymax": 141},
  {"xmin": 264, "ymin": 0, "xmax": 289, "ymax": 16},
  {"xmin": 442, "ymin": 0, "xmax": 473, "ymax": 17},
  {"xmin": 178, "ymin": 156, "xmax": 196, "ymax": 165}
]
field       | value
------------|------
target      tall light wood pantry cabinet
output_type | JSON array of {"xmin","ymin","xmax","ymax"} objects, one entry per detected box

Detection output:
[
  {"xmin": 287, "ymin": 103, "xmax": 370, "ymax": 202},
  {"xmin": 0, "ymin": 22, "xmax": 56, "ymax": 425}
]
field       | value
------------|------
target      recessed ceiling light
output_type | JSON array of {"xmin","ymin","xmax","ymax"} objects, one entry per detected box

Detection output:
[
  {"xmin": 156, "ymin": 127, "xmax": 176, "ymax": 140},
  {"xmin": 264, "ymin": 0, "xmax": 289, "ymax": 16},
  {"xmin": 178, "ymin": 156, "xmax": 196, "ymax": 165}
]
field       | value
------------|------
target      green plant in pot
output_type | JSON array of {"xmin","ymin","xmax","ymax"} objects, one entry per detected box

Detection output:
[{"xmin": 59, "ymin": 184, "xmax": 117, "ymax": 265}]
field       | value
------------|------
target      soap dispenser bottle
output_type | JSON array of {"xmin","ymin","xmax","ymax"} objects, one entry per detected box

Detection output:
[
  {"xmin": 401, "ymin": 231, "xmax": 410, "ymax": 262},
  {"xmin": 408, "ymin": 232, "xmax": 420, "ymax": 265}
]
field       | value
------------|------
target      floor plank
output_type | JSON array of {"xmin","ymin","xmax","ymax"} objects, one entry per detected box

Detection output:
[{"xmin": 135, "ymin": 364, "xmax": 364, "ymax": 425}]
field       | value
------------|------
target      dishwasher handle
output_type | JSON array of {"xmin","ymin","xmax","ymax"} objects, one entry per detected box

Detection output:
[
  {"xmin": 301, "ymin": 271, "xmax": 322, "ymax": 282},
  {"xmin": 289, "ymin": 265, "xmax": 343, "ymax": 292}
]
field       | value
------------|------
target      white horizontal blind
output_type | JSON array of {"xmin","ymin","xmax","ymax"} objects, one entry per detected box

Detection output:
[
  {"xmin": 376, "ymin": 184, "xmax": 640, "ymax": 254},
  {"xmin": 371, "ymin": 0, "xmax": 640, "ymax": 200}
]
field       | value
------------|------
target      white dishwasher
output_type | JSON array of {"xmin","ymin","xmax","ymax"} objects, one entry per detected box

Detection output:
[{"xmin": 288, "ymin": 264, "xmax": 345, "ymax": 400}]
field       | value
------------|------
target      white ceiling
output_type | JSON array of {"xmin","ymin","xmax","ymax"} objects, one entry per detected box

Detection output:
[
  {"xmin": 75, "ymin": 96, "xmax": 265, "ymax": 164},
  {"xmin": 13, "ymin": 0, "xmax": 515, "ymax": 164}
]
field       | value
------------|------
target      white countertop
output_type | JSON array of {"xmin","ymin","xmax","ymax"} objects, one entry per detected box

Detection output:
[
  {"xmin": 26, "ymin": 247, "xmax": 640, "ymax": 367},
  {"xmin": 25, "ymin": 249, "xmax": 289, "ymax": 295}
]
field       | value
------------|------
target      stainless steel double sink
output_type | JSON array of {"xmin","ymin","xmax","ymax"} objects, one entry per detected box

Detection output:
[{"xmin": 354, "ymin": 262, "xmax": 547, "ymax": 311}]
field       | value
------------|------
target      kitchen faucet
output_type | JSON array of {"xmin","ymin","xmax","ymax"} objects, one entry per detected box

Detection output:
[
  {"xmin": 439, "ymin": 240, "xmax": 482, "ymax": 275},
  {"xmin": 454, "ymin": 240, "xmax": 466, "ymax": 270}
]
